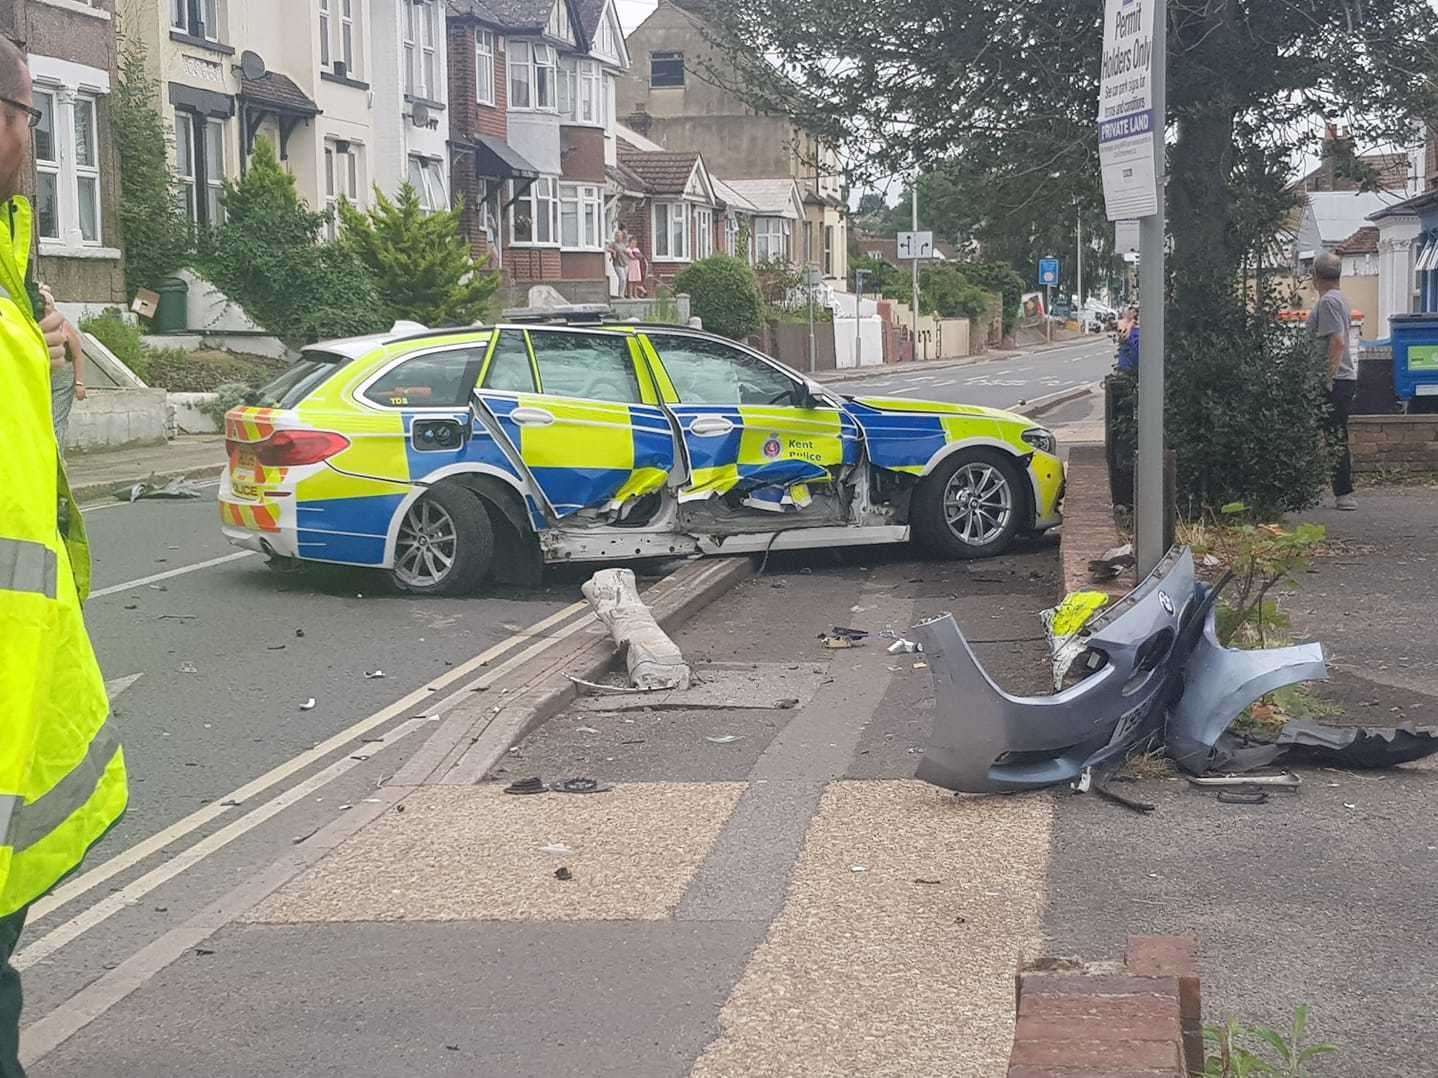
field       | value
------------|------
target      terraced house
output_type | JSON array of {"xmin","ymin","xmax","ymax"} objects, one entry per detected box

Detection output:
[
  {"xmin": 447, "ymin": 0, "xmax": 629, "ymax": 303},
  {"xmin": 1, "ymin": 0, "xmax": 126, "ymax": 319}
]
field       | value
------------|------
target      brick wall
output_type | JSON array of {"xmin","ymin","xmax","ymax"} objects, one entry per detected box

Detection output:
[
  {"xmin": 1350, "ymin": 415, "xmax": 1438, "ymax": 475},
  {"xmin": 1008, "ymin": 936, "xmax": 1202, "ymax": 1077},
  {"xmin": 478, "ymin": 46, "xmax": 508, "ymax": 139},
  {"xmin": 448, "ymin": 22, "xmax": 478, "ymax": 143},
  {"xmin": 505, "ymin": 247, "xmax": 563, "ymax": 282},
  {"xmin": 1060, "ymin": 444, "xmax": 1132, "ymax": 601},
  {"xmin": 561, "ymin": 126, "xmax": 605, "ymax": 183}
]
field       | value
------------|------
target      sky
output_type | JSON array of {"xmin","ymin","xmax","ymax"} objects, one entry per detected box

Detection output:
[{"xmin": 615, "ymin": 0, "xmax": 658, "ymax": 32}]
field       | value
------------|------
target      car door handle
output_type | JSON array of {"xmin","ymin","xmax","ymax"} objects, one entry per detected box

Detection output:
[
  {"xmin": 688, "ymin": 415, "xmax": 735, "ymax": 437},
  {"xmin": 511, "ymin": 407, "xmax": 556, "ymax": 428}
]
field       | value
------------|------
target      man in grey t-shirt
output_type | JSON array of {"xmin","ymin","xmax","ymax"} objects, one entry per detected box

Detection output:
[{"xmin": 1306, "ymin": 252, "xmax": 1357, "ymax": 510}]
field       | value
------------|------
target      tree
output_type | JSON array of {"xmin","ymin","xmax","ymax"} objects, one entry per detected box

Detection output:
[
  {"xmin": 339, "ymin": 185, "xmax": 500, "ymax": 327},
  {"xmin": 673, "ymin": 255, "xmax": 764, "ymax": 339},
  {"xmin": 855, "ymin": 192, "xmax": 887, "ymax": 218},
  {"xmin": 692, "ymin": 0, "xmax": 1438, "ymax": 317},
  {"xmin": 199, "ymin": 139, "xmax": 386, "ymax": 347},
  {"xmin": 112, "ymin": 39, "xmax": 190, "ymax": 293}
]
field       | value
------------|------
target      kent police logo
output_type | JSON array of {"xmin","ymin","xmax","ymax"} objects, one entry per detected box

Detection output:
[{"xmin": 762, "ymin": 434, "xmax": 782, "ymax": 458}]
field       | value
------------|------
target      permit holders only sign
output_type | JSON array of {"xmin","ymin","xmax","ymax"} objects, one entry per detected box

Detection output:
[{"xmin": 1098, "ymin": 0, "xmax": 1157, "ymax": 220}]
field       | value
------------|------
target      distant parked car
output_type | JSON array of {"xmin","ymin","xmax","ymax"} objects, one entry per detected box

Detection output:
[{"xmin": 1078, "ymin": 301, "xmax": 1118, "ymax": 333}]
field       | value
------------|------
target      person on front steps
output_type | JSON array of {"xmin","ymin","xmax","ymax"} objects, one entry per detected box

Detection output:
[
  {"xmin": 1307, "ymin": 251, "xmax": 1358, "ymax": 511},
  {"xmin": 0, "ymin": 34, "xmax": 129, "ymax": 1078}
]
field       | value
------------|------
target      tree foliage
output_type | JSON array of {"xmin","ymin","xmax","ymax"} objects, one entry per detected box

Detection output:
[
  {"xmin": 693, "ymin": 0, "xmax": 1438, "ymax": 316},
  {"xmin": 199, "ymin": 139, "xmax": 386, "ymax": 347},
  {"xmin": 339, "ymin": 184, "xmax": 501, "ymax": 327},
  {"xmin": 673, "ymin": 255, "xmax": 764, "ymax": 340},
  {"xmin": 112, "ymin": 39, "xmax": 190, "ymax": 293}
]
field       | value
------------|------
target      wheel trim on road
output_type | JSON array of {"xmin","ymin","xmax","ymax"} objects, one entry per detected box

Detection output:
[
  {"xmin": 394, "ymin": 499, "xmax": 459, "ymax": 588},
  {"xmin": 943, "ymin": 462, "xmax": 1012, "ymax": 546}
]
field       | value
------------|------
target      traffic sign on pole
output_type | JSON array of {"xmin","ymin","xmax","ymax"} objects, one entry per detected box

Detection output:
[{"xmin": 1038, "ymin": 258, "xmax": 1060, "ymax": 287}]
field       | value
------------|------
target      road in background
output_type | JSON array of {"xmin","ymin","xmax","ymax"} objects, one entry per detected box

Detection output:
[{"xmin": 825, "ymin": 336, "xmax": 1115, "ymax": 410}]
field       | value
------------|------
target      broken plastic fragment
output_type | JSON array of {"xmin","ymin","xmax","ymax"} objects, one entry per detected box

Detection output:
[
  {"xmin": 299, "ymin": 698, "xmax": 316, "ymax": 711},
  {"xmin": 364, "ymin": 670, "xmax": 386, "ymax": 680},
  {"xmin": 705, "ymin": 735, "xmax": 741, "ymax": 744}
]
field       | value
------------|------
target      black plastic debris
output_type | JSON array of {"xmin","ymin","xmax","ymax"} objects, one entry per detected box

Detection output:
[
  {"xmin": 554, "ymin": 867, "xmax": 573, "ymax": 881},
  {"xmin": 504, "ymin": 776, "xmax": 546, "ymax": 795},
  {"xmin": 1277, "ymin": 719, "xmax": 1438, "ymax": 769},
  {"xmin": 1217, "ymin": 787, "xmax": 1269, "ymax": 805},
  {"xmin": 550, "ymin": 778, "xmax": 612, "ymax": 794}
]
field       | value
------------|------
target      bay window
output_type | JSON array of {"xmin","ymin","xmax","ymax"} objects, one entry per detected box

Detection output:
[
  {"xmin": 32, "ymin": 90, "xmax": 59, "ymax": 241},
  {"xmin": 325, "ymin": 141, "xmax": 360, "ymax": 240},
  {"xmin": 754, "ymin": 217, "xmax": 790, "ymax": 263},
  {"xmin": 476, "ymin": 30, "xmax": 496, "ymax": 106},
  {"xmin": 559, "ymin": 184, "xmax": 603, "ymax": 250},
  {"xmin": 579, "ymin": 61, "xmax": 603, "ymax": 125},
  {"xmin": 694, "ymin": 207, "xmax": 713, "ymax": 260},
  {"xmin": 510, "ymin": 43, "xmax": 556, "ymax": 111},
  {"xmin": 510, "ymin": 178, "xmax": 559, "ymax": 245},
  {"xmin": 653, "ymin": 201, "xmax": 689, "ymax": 261}
]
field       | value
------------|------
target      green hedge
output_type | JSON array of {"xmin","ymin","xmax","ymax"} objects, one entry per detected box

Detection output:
[{"xmin": 673, "ymin": 255, "xmax": 764, "ymax": 340}]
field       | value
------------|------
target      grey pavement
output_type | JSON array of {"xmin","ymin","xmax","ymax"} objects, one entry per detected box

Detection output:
[
  {"xmin": 825, "ymin": 336, "xmax": 1115, "ymax": 411},
  {"xmin": 67, "ymin": 435, "xmax": 228, "ymax": 503}
]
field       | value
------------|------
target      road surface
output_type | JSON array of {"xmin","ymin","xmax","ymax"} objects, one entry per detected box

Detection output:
[{"xmin": 825, "ymin": 336, "xmax": 1115, "ymax": 411}]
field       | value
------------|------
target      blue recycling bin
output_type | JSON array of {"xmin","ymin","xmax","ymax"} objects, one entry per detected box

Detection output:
[{"xmin": 1390, "ymin": 314, "xmax": 1438, "ymax": 410}]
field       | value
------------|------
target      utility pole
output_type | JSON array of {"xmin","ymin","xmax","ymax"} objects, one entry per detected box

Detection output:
[
  {"xmin": 807, "ymin": 269, "xmax": 817, "ymax": 373},
  {"xmin": 1136, "ymin": 0, "xmax": 1167, "ymax": 576},
  {"xmin": 1076, "ymin": 203, "xmax": 1084, "ymax": 313},
  {"xmin": 910, "ymin": 184, "xmax": 920, "ymax": 357},
  {"xmin": 854, "ymin": 269, "xmax": 868, "ymax": 368}
]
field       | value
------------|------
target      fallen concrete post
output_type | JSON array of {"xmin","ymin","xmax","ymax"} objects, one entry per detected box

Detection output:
[{"xmin": 582, "ymin": 567, "xmax": 692, "ymax": 691}]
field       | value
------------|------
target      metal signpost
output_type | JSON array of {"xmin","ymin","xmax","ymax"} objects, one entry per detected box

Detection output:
[
  {"xmin": 897, "ymin": 216, "xmax": 933, "ymax": 359},
  {"xmin": 1038, "ymin": 257, "xmax": 1060, "ymax": 341},
  {"xmin": 1098, "ymin": 0, "xmax": 1165, "ymax": 575}
]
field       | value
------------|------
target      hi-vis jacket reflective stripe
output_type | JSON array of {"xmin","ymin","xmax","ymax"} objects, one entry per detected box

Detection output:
[{"xmin": 0, "ymin": 196, "xmax": 127, "ymax": 918}]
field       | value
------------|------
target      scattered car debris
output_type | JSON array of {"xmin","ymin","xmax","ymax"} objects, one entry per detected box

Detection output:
[
  {"xmin": 1277, "ymin": 719, "xmax": 1438, "ymax": 769},
  {"xmin": 364, "ymin": 670, "xmax": 387, "ymax": 680},
  {"xmin": 539, "ymin": 843, "xmax": 575, "ymax": 855},
  {"xmin": 705, "ymin": 735, "xmax": 742, "ymax": 744},
  {"xmin": 503, "ymin": 777, "xmax": 546, "ymax": 795},
  {"xmin": 1088, "ymin": 542, "xmax": 1135, "ymax": 580},
  {"xmin": 178, "ymin": 661, "xmax": 197, "ymax": 674},
  {"xmin": 299, "ymin": 698, "xmax": 316, "ymax": 711},
  {"xmin": 583, "ymin": 568, "xmax": 691, "ymax": 690},
  {"xmin": 1188, "ymin": 771, "xmax": 1301, "ymax": 790},
  {"xmin": 1039, "ymin": 590, "xmax": 1110, "ymax": 689},
  {"xmin": 550, "ymin": 778, "xmax": 612, "ymax": 794},
  {"xmin": 575, "ymin": 726, "xmax": 599, "ymax": 735},
  {"xmin": 1217, "ymin": 787, "xmax": 1268, "ymax": 805},
  {"xmin": 887, "ymin": 638, "xmax": 922, "ymax": 654},
  {"xmin": 1092, "ymin": 779, "xmax": 1156, "ymax": 814},
  {"xmin": 117, "ymin": 474, "xmax": 207, "ymax": 502},
  {"xmin": 554, "ymin": 867, "xmax": 573, "ymax": 881}
]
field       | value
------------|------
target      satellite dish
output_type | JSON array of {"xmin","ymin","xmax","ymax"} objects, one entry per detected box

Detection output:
[
  {"xmin": 239, "ymin": 50, "xmax": 267, "ymax": 81},
  {"xmin": 411, "ymin": 101, "xmax": 432, "ymax": 128}
]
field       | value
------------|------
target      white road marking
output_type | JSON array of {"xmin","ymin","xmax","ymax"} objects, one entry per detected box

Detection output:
[
  {"xmin": 25, "ymin": 599, "xmax": 591, "ymax": 924},
  {"xmin": 90, "ymin": 551, "xmax": 256, "ymax": 599},
  {"xmin": 14, "ymin": 716, "xmax": 434, "ymax": 973},
  {"xmin": 81, "ymin": 479, "xmax": 222, "ymax": 513}
]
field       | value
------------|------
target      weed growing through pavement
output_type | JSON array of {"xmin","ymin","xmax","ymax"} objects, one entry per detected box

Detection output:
[{"xmin": 1204, "ymin": 1004, "xmax": 1336, "ymax": 1076}]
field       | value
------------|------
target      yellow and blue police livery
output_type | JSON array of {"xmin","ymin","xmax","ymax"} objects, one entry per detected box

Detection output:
[{"xmin": 219, "ymin": 315, "xmax": 1063, "ymax": 595}]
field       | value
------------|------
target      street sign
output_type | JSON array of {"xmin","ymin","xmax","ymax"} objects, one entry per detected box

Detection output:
[
  {"xmin": 1097, "ymin": 0, "xmax": 1158, "ymax": 220},
  {"xmin": 1038, "ymin": 258, "xmax": 1060, "ymax": 287},
  {"xmin": 896, "ymin": 230, "xmax": 934, "ymax": 261},
  {"xmin": 1114, "ymin": 219, "xmax": 1140, "ymax": 255}
]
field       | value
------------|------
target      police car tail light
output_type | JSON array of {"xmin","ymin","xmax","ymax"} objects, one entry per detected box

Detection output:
[{"xmin": 253, "ymin": 430, "xmax": 351, "ymax": 466}]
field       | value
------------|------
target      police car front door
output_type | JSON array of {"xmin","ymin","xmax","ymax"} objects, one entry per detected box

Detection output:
[{"xmin": 644, "ymin": 332, "xmax": 854, "ymax": 514}]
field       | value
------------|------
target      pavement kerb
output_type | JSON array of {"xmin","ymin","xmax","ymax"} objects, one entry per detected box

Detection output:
[
  {"xmin": 394, "ymin": 555, "xmax": 756, "ymax": 787},
  {"xmin": 1016, "ymin": 381, "xmax": 1101, "ymax": 419},
  {"xmin": 71, "ymin": 461, "xmax": 227, "ymax": 506}
]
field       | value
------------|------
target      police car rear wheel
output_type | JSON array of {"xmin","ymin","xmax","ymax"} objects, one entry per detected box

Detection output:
[
  {"xmin": 912, "ymin": 449, "xmax": 1024, "ymax": 560},
  {"xmin": 392, "ymin": 486, "xmax": 494, "ymax": 596}
]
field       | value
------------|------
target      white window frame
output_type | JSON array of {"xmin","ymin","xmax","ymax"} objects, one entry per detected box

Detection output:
[
  {"xmin": 319, "ymin": 0, "xmax": 331, "ymax": 66},
  {"xmin": 174, "ymin": 108, "xmax": 197, "ymax": 225},
  {"xmin": 72, "ymin": 94, "xmax": 100, "ymax": 245},
  {"xmin": 754, "ymin": 216, "xmax": 790, "ymax": 263},
  {"xmin": 204, "ymin": 117, "xmax": 226, "ymax": 226},
  {"xmin": 546, "ymin": 0, "xmax": 573, "ymax": 43},
  {"xmin": 725, "ymin": 214, "xmax": 739, "ymax": 257},
  {"xmin": 476, "ymin": 30, "xmax": 496, "ymax": 106},
  {"xmin": 419, "ymin": 0, "xmax": 438, "ymax": 100},
  {"xmin": 402, "ymin": 0, "xmax": 417, "ymax": 96},
  {"xmin": 31, "ymin": 87, "xmax": 62, "ymax": 242},
  {"xmin": 324, "ymin": 141, "xmax": 360, "ymax": 240},
  {"xmin": 559, "ymin": 183, "xmax": 603, "ymax": 251},
  {"xmin": 408, "ymin": 155, "xmax": 446, "ymax": 214},
  {"xmin": 694, "ymin": 206, "xmax": 713, "ymax": 260},
  {"xmin": 172, "ymin": 0, "xmax": 220, "ymax": 41},
  {"xmin": 578, "ymin": 59, "xmax": 602, "ymax": 125},
  {"xmin": 339, "ymin": 0, "xmax": 355, "ymax": 74},
  {"xmin": 509, "ymin": 177, "xmax": 559, "ymax": 247},
  {"xmin": 652, "ymin": 201, "xmax": 690, "ymax": 262},
  {"xmin": 557, "ymin": 56, "xmax": 576, "ymax": 120},
  {"xmin": 509, "ymin": 42, "xmax": 532, "ymax": 109},
  {"xmin": 533, "ymin": 43, "xmax": 557, "ymax": 111}
]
